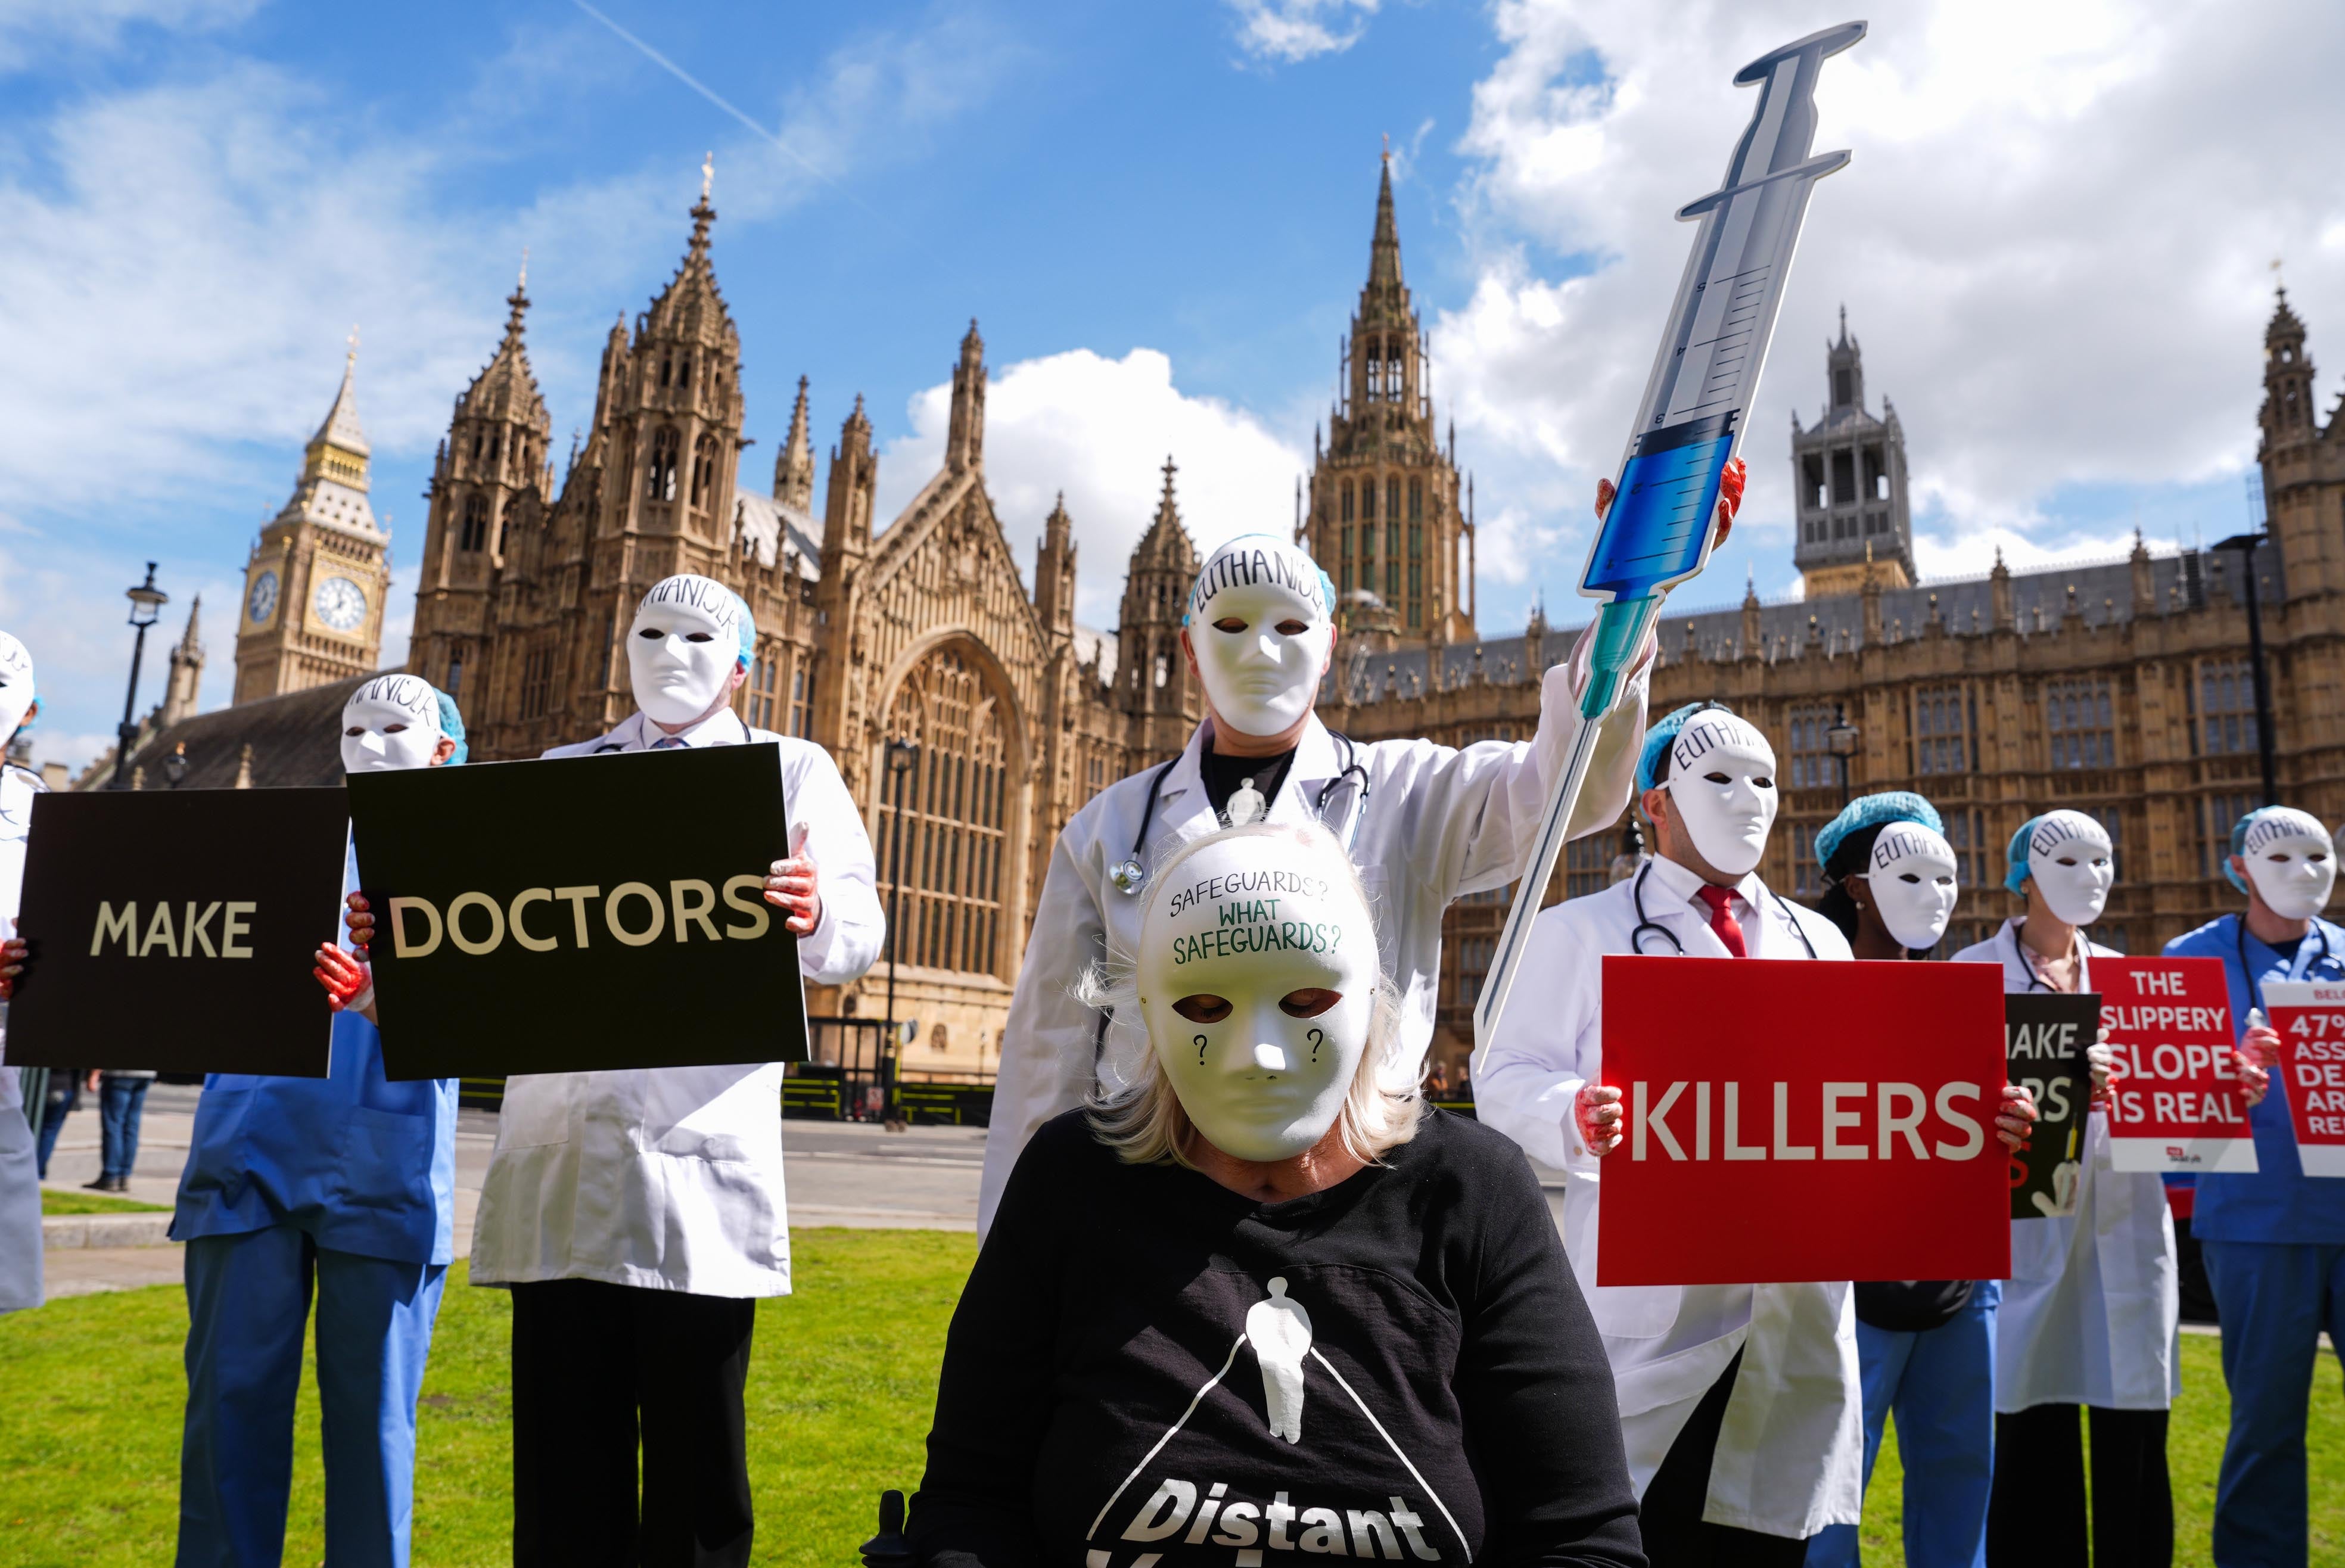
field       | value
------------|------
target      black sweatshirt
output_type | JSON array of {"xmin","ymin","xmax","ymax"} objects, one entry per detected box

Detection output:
[{"xmin": 910, "ymin": 1109, "xmax": 1645, "ymax": 1568}]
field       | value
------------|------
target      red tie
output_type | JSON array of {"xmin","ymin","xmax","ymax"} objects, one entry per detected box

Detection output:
[{"xmin": 1696, "ymin": 884, "xmax": 1747, "ymax": 957}]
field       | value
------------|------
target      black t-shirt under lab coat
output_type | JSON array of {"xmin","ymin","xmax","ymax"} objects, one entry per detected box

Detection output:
[{"xmin": 910, "ymin": 1110, "xmax": 1644, "ymax": 1568}]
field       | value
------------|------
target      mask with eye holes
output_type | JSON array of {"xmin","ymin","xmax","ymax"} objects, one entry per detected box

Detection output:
[
  {"xmin": 1183, "ymin": 536, "xmax": 1336, "ymax": 739},
  {"xmin": 340, "ymin": 674, "xmax": 452, "ymax": 774},
  {"xmin": 2232, "ymin": 806, "xmax": 2335, "ymax": 922},
  {"xmin": 1656, "ymin": 711, "xmax": 1779, "ymax": 878},
  {"xmin": 1136, "ymin": 822, "xmax": 1380, "ymax": 1162},
  {"xmin": 2013, "ymin": 810, "xmax": 2115, "ymax": 927},
  {"xmin": 1862, "ymin": 822, "xmax": 1961, "ymax": 951},
  {"xmin": 0, "ymin": 631, "xmax": 32, "ymax": 742},
  {"xmin": 628, "ymin": 574, "xmax": 754, "ymax": 727}
]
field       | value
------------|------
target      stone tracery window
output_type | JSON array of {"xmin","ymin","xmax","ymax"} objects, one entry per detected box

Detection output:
[
  {"xmin": 881, "ymin": 646, "xmax": 1010, "ymax": 978},
  {"xmin": 647, "ymin": 426, "xmax": 679, "ymax": 500}
]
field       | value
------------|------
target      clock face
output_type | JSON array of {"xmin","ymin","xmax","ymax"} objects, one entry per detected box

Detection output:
[
  {"xmin": 313, "ymin": 575, "xmax": 368, "ymax": 633},
  {"xmin": 247, "ymin": 570, "xmax": 279, "ymax": 624}
]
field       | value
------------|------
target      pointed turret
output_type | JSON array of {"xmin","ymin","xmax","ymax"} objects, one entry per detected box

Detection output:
[
  {"xmin": 2260, "ymin": 285, "xmax": 2318, "ymax": 450},
  {"xmin": 1035, "ymin": 492, "xmax": 1077, "ymax": 637},
  {"xmin": 303, "ymin": 332, "xmax": 372, "ymax": 495},
  {"xmin": 1119, "ymin": 458, "xmax": 1202, "ymax": 726},
  {"xmin": 775, "ymin": 375, "xmax": 816, "ymax": 511},
  {"xmin": 1368, "ymin": 148, "xmax": 1402, "ymax": 293},
  {"xmin": 947, "ymin": 319, "xmax": 987, "ymax": 473},
  {"xmin": 161, "ymin": 596, "xmax": 205, "ymax": 726}
]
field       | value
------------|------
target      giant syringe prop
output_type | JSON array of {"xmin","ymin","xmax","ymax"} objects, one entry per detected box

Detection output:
[{"xmin": 1472, "ymin": 22, "xmax": 1865, "ymax": 1067}]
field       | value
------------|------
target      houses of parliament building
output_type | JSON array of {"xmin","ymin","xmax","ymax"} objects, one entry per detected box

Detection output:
[{"xmin": 97, "ymin": 160, "xmax": 2345, "ymax": 1081}]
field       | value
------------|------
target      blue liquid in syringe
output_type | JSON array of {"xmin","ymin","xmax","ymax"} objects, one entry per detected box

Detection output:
[{"xmin": 1584, "ymin": 418, "xmax": 1736, "ymax": 603}]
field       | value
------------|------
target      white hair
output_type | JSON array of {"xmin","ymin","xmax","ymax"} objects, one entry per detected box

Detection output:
[{"xmin": 1076, "ymin": 819, "xmax": 1421, "ymax": 1170}]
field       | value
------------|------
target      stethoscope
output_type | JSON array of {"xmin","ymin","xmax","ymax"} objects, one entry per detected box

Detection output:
[
  {"xmin": 1628, "ymin": 858, "xmax": 1818, "ymax": 959},
  {"xmin": 594, "ymin": 710, "xmax": 755, "ymax": 753},
  {"xmin": 1105, "ymin": 732, "xmax": 1370, "ymax": 897},
  {"xmin": 2235, "ymin": 910, "xmax": 2343, "ymax": 1014}
]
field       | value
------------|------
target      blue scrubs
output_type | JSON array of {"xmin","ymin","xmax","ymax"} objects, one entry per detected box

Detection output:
[
  {"xmin": 2164, "ymin": 914, "xmax": 2345, "ymax": 1568},
  {"xmin": 172, "ymin": 851, "xmax": 458, "ymax": 1568},
  {"xmin": 1806, "ymin": 1283, "xmax": 1999, "ymax": 1568}
]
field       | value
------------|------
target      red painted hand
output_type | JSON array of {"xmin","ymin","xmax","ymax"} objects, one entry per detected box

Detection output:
[{"xmin": 313, "ymin": 944, "xmax": 372, "ymax": 1013}]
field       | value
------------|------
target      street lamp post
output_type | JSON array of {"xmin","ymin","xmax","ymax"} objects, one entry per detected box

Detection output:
[
  {"xmin": 1827, "ymin": 705, "xmax": 1861, "ymax": 808},
  {"xmin": 881, "ymin": 739, "xmax": 920, "ymax": 1120},
  {"xmin": 110, "ymin": 563, "xmax": 169, "ymax": 789},
  {"xmin": 2216, "ymin": 532, "xmax": 2279, "ymax": 806}
]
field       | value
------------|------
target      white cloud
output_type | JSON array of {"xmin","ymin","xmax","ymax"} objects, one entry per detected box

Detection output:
[
  {"xmin": 1433, "ymin": 0, "xmax": 2345, "ymax": 611},
  {"xmin": 0, "ymin": 0, "xmax": 258, "ymax": 71},
  {"xmin": 875, "ymin": 347, "xmax": 1307, "ymax": 627},
  {"xmin": 1224, "ymin": 0, "xmax": 1381, "ymax": 64}
]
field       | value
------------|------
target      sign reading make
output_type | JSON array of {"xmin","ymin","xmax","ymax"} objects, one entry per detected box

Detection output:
[
  {"xmin": 6, "ymin": 788, "xmax": 349, "ymax": 1076},
  {"xmin": 348, "ymin": 743, "xmax": 807, "ymax": 1079},
  {"xmin": 1597, "ymin": 954, "xmax": 2010, "ymax": 1287}
]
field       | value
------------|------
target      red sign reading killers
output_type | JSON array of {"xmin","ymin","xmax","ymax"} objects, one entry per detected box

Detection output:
[
  {"xmin": 1597, "ymin": 954, "xmax": 2009, "ymax": 1287},
  {"xmin": 2097, "ymin": 956, "xmax": 2257, "ymax": 1175}
]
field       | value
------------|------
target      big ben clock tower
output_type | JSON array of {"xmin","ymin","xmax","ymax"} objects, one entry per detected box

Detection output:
[{"xmin": 234, "ymin": 334, "xmax": 394, "ymax": 703}]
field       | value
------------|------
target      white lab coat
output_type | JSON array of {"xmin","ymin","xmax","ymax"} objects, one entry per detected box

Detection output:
[
  {"xmin": 1475, "ymin": 854, "xmax": 1863, "ymax": 1541},
  {"xmin": 0, "ymin": 763, "xmax": 42, "ymax": 1313},
  {"xmin": 468, "ymin": 708, "xmax": 883, "ymax": 1298},
  {"xmin": 978, "ymin": 624, "xmax": 1650, "ymax": 1234},
  {"xmin": 1950, "ymin": 919, "xmax": 2178, "ymax": 1411}
]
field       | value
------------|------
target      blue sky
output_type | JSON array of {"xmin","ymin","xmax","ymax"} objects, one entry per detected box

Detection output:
[{"xmin": 4, "ymin": 0, "xmax": 2341, "ymax": 769}]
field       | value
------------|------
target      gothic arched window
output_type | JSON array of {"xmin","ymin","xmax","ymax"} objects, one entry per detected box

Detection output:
[
  {"xmin": 459, "ymin": 493, "xmax": 490, "ymax": 552},
  {"xmin": 881, "ymin": 648, "xmax": 1010, "ymax": 978},
  {"xmin": 689, "ymin": 434, "xmax": 719, "ymax": 508},
  {"xmin": 648, "ymin": 426, "xmax": 679, "ymax": 500}
]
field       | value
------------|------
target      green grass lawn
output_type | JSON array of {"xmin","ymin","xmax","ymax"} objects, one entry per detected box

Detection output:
[
  {"xmin": 2, "ymin": 1234, "xmax": 2338, "ymax": 1566},
  {"xmin": 38, "ymin": 1187, "xmax": 169, "ymax": 1215}
]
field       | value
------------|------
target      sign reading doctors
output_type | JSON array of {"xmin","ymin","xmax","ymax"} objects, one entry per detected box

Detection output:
[
  {"xmin": 349, "ymin": 743, "xmax": 807, "ymax": 1078},
  {"xmin": 1598, "ymin": 954, "xmax": 2010, "ymax": 1286},
  {"xmin": 7, "ymin": 789, "xmax": 349, "ymax": 1075}
]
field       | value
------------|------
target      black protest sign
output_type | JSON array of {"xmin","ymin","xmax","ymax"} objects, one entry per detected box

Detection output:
[
  {"xmin": 348, "ymin": 743, "xmax": 807, "ymax": 1079},
  {"xmin": 2006, "ymin": 992, "xmax": 2098, "ymax": 1219},
  {"xmin": 7, "ymin": 789, "xmax": 347, "ymax": 1075}
]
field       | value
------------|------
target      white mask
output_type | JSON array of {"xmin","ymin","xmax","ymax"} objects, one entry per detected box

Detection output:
[
  {"xmin": 629, "ymin": 574, "xmax": 749, "ymax": 728},
  {"xmin": 2238, "ymin": 807, "xmax": 2335, "ymax": 922},
  {"xmin": 2024, "ymin": 811, "xmax": 2114, "ymax": 927},
  {"xmin": 0, "ymin": 631, "xmax": 32, "ymax": 742},
  {"xmin": 340, "ymin": 675, "xmax": 445, "ymax": 774},
  {"xmin": 1138, "ymin": 825, "xmax": 1379, "ymax": 1163},
  {"xmin": 1859, "ymin": 822, "xmax": 1960, "ymax": 951},
  {"xmin": 1659, "ymin": 711, "xmax": 1778, "ymax": 878},
  {"xmin": 1186, "ymin": 538, "xmax": 1335, "ymax": 739}
]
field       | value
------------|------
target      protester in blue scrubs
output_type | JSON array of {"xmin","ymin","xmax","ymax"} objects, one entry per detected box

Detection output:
[
  {"xmin": 1806, "ymin": 793, "xmax": 2029, "ymax": 1568},
  {"xmin": 170, "ymin": 675, "xmax": 466, "ymax": 1568},
  {"xmin": 2166, "ymin": 804, "xmax": 2341, "ymax": 1568}
]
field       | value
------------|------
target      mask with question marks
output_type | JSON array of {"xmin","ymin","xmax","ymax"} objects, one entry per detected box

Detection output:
[
  {"xmin": 0, "ymin": 631, "xmax": 34, "ymax": 742},
  {"xmin": 1137, "ymin": 823, "xmax": 1379, "ymax": 1162}
]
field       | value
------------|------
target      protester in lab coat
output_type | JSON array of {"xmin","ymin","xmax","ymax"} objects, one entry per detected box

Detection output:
[
  {"xmin": 978, "ymin": 463, "xmax": 1746, "ymax": 1236},
  {"xmin": 1954, "ymin": 810, "xmax": 2176, "ymax": 1568},
  {"xmin": 1803, "ymin": 792, "xmax": 2033, "ymax": 1568},
  {"xmin": 1479, "ymin": 702, "xmax": 1849, "ymax": 1561},
  {"xmin": 442, "ymin": 574, "xmax": 882, "ymax": 1568},
  {"xmin": 0, "ymin": 630, "xmax": 45, "ymax": 1317},
  {"xmin": 2163, "ymin": 805, "xmax": 2338, "ymax": 1568},
  {"xmin": 1479, "ymin": 706, "xmax": 2043, "ymax": 1564},
  {"xmin": 7, "ymin": 676, "xmax": 469, "ymax": 1567}
]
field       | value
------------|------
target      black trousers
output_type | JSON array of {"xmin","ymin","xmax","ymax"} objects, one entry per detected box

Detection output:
[
  {"xmin": 1985, "ymin": 1402, "xmax": 2172, "ymax": 1567},
  {"xmin": 510, "ymin": 1278, "xmax": 759, "ymax": 1568},
  {"xmin": 1640, "ymin": 1350, "xmax": 1811, "ymax": 1568}
]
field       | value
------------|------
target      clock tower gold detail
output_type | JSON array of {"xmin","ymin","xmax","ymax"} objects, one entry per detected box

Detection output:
[{"xmin": 232, "ymin": 334, "xmax": 394, "ymax": 703}]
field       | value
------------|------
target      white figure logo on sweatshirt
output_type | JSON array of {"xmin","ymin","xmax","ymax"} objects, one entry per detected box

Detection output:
[{"xmin": 1246, "ymin": 1277, "xmax": 1314, "ymax": 1443}]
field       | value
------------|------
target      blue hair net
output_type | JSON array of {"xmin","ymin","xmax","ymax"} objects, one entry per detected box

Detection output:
[
  {"xmin": 2226, "ymin": 805, "xmax": 2331, "ymax": 895},
  {"xmin": 433, "ymin": 686, "xmax": 468, "ymax": 767},
  {"xmin": 727, "ymin": 589, "xmax": 757, "ymax": 668},
  {"xmin": 1183, "ymin": 534, "xmax": 1338, "ymax": 629},
  {"xmin": 1815, "ymin": 791, "xmax": 1945, "ymax": 872},
  {"xmin": 1636, "ymin": 702, "xmax": 1734, "ymax": 795},
  {"xmin": 2002, "ymin": 816, "xmax": 2046, "ymax": 897}
]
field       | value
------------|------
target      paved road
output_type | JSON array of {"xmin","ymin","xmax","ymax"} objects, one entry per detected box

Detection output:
[{"xmin": 38, "ymin": 1082, "xmax": 982, "ymax": 1299}]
